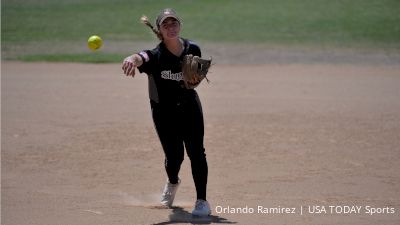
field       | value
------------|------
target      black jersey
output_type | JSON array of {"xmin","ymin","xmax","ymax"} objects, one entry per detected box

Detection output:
[{"xmin": 137, "ymin": 38, "xmax": 202, "ymax": 104}]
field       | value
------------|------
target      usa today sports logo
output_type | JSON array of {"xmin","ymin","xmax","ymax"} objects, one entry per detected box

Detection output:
[{"xmin": 214, "ymin": 205, "xmax": 396, "ymax": 216}]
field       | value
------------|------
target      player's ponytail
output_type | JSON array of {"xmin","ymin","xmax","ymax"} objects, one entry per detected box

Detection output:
[{"xmin": 141, "ymin": 15, "xmax": 163, "ymax": 41}]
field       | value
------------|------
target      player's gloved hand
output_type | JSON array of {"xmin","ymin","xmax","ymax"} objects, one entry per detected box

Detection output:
[
  {"xmin": 122, "ymin": 55, "xmax": 138, "ymax": 77},
  {"xmin": 181, "ymin": 54, "xmax": 212, "ymax": 89}
]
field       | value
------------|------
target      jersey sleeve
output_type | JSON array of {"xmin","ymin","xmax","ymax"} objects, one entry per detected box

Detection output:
[
  {"xmin": 188, "ymin": 41, "xmax": 202, "ymax": 57},
  {"xmin": 137, "ymin": 49, "xmax": 157, "ymax": 75}
]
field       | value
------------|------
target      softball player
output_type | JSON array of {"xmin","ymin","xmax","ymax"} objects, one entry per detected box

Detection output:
[{"xmin": 122, "ymin": 8, "xmax": 210, "ymax": 216}]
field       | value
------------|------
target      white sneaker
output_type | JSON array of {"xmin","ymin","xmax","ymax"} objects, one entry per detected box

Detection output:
[
  {"xmin": 192, "ymin": 199, "xmax": 211, "ymax": 216},
  {"xmin": 160, "ymin": 179, "xmax": 180, "ymax": 207}
]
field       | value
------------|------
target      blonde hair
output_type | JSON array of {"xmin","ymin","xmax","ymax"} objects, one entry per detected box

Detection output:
[{"xmin": 140, "ymin": 15, "xmax": 163, "ymax": 41}]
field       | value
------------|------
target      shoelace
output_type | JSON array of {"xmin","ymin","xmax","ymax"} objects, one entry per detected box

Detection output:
[
  {"xmin": 163, "ymin": 184, "xmax": 177, "ymax": 196},
  {"xmin": 195, "ymin": 200, "xmax": 207, "ymax": 209},
  {"xmin": 164, "ymin": 191, "xmax": 174, "ymax": 196}
]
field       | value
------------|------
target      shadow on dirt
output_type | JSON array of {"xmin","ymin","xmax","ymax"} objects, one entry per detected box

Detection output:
[{"xmin": 152, "ymin": 206, "xmax": 237, "ymax": 225}]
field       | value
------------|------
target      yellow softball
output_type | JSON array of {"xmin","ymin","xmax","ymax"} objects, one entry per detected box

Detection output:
[{"xmin": 87, "ymin": 35, "xmax": 103, "ymax": 50}]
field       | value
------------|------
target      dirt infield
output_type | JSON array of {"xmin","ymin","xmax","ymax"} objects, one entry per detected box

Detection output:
[{"xmin": 2, "ymin": 60, "xmax": 400, "ymax": 225}]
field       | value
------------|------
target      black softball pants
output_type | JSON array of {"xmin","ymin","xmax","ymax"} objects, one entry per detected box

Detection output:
[{"xmin": 150, "ymin": 94, "xmax": 208, "ymax": 201}]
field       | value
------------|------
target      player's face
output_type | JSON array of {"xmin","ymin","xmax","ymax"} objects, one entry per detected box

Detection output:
[{"xmin": 160, "ymin": 18, "xmax": 180, "ymax": 40}]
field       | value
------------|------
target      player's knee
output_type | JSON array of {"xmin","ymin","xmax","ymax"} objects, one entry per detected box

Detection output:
[{"xmin": 187, "ymin": 147, "xmax": 206, "ymax": 161}]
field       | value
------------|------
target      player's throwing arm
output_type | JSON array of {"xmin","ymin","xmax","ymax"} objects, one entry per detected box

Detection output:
[{"xmin": 122, "ymin": 54, "xmax": 143, "ymax": 77}]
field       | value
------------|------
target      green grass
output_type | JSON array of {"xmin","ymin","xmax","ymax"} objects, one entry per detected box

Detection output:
[
  {"xmin": 2, "ymin": 0, "xmax": 400, "ymax": 62},
  {"xmin": 16, "ymin": 53, "xmax": 124, "ymax": 63}
]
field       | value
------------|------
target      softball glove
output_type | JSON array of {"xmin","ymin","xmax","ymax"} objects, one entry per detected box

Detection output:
[{"xmin": 182, "ymin": 54, "xmax": 212, "ymax": 89}]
